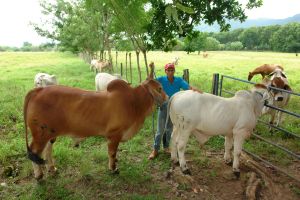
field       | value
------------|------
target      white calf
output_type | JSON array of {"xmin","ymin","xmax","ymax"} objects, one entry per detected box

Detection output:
[
  {"xmin": 95, "ymin": 73, "xmax": 127, "ymax": 91},
  {"xmin": 34, "ymin": 73, "xmax": 57, "ymax": 88},
  {"xmin": 169, "ymin": 84, "xmax": 271, "ymax": 177}
]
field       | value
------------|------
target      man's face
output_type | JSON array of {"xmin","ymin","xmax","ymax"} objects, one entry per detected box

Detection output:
[{"xmin": 165, "ymin": 68, "xmax": 175, "ymax": 77}]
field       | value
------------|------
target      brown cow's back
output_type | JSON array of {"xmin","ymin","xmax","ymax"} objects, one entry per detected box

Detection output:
[{"xmin": 26, "ymin": 85, "xmax": 147, "ymax": 139}]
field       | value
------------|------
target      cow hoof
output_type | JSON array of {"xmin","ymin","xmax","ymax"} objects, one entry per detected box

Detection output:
[
  {"xmin": 233, "ymin": 171, "xmax": 240, "ymax": 179},
  {"xmin": 110, "ymin": 168, "xmax": 119, "ymax": 175},
  {"xmin": 225, "ymin": 160, "xmax": 233, "ymax": 166},
  {"xmin": 48, "ymin": 167, "xmax": 58, "ymax": 175},
  {"xmin": 182, "ymin": 168, "xmax": 191, "ymax": 175},
  {"xmin": 172, "ymin": 161, "xmax": 180, "ymax": 167},
  {"xmin": 35, "ymin": 173, "xmax": 44, "ymax": 181}
]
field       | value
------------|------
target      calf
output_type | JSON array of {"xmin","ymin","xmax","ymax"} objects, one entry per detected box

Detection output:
[
  {"xmin": 34, "ymin": 73, "xmax": 57, "ymax": 87},
  {"xmin": 24, "ymin": 78, "xmax": 167, "ymax": 180},
  {"xmin": 262, "ymin": 75, "xmax": 292, "ymax": 128},
  {"xmin": 248, "ymin": 64, "xmax": 284, "ymax": 81},
  {"xmin": 168, "ymin": 84, "xmax": 271, "ymax": 177}
]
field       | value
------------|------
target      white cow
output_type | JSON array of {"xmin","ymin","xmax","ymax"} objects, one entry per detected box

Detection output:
[
  {"xmin": 95, "ymin": 73, "xmax": 127, "ymax": 91},
  {"xmin": 34, "ymin": 73, "xmax": 58, "ymax": 88},
  {"xmin": 168, "ymin": 84, "xmax": 271, "ymax": 177}
]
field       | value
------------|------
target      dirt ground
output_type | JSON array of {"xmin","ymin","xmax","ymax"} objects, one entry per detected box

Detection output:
[{"xmin": 152, "ymin": 151, "xmax": 300, "ymax": 200}]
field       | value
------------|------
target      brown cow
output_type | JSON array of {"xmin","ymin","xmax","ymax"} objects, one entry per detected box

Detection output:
[
  {"xmin": 248, "ymin": 64, "xmax": 284, "ymax": 81},
  {"xmin": 24, "ymin": 78, "xmax": 167, "ymax": 180}
]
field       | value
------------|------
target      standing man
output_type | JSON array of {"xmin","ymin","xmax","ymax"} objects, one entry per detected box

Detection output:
[{"xmin": 148, "ymin": 63, "xmax": 202, "ymax": 160}]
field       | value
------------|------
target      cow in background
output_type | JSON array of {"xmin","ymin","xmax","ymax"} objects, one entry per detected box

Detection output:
[
  {"xmin": 262, "ymin": 74, "xmax": 292, "ymax": 129},
  {"xmin": 95, "ymin": 73, "xmax": 127, "ymax": 91},
  {"xmin": 34, "ymin": 73, "xmax": 58, "ymax": 88},
  {"xmin": 248, "ymin": 64, "xmax": 284, "ymax": 81}
]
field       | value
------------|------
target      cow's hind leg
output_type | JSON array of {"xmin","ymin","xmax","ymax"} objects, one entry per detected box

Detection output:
[
  {"xmin": 107, "ymin": 138, "xmax": 120, "ymax": 174},
  {"xmin": 177, "ymin": 130, "xmax": 192, "ymax": 175},
  {"xmin": 43, "ymin": 138, "xmax": 57, "ymax": 175},
  {"xmin": 170, "ymin": 126, "xmax": 179, "ymax": 167},
  {"xmin": 29, "ymin": 139, "xmax": 49, "ymax": 180},
  {"xmin": 232, "ymin": 130, "xmax": 250, "ymax": 178},
  {"xmin": 224, "ymin": 134, "xmax": 233, "ymax": 165}
]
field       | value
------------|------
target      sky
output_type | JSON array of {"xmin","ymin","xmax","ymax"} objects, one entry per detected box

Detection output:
[{"xmin": 0, "ymin": 0, "xmax": 300, "ymax": 47}]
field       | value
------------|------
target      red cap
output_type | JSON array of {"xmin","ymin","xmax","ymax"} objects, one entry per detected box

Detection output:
[{"xmin": 164, "ymin": 63, "xmax": 175, "ymax": 70}]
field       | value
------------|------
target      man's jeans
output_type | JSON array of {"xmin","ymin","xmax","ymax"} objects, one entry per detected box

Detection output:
[{"xmin": 153, "ymin": 102, "xmax": 173, "ymax": 151}]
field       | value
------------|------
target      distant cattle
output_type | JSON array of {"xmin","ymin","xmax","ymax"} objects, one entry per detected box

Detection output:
[
  {"xmin": 168, "ymin": 84, "xmax": 271, "ymax": 177},
  {"xmin": 34, "ymin": 73, "xmax": 58, "ymax": 88},
  {"xmin": 24, "ymin": 78, "xmax": 167, "ymax": 180},
  {"xmin": 203, "ymin": 52, "xmax": 208, "ymax": 58},
  {"xmin": 90, "ymin": 59, "xmax": 112, "ymax": 73},
  {"xmin": 172, "ymin": 57, "xmax": 180, "ymax": 65},
  {"xmin": 248, "ymin": 64, "xmax": 284, "ymax": 81}
]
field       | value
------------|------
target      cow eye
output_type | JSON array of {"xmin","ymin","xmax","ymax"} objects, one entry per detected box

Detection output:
[{"xmin": 157, "ymin": 87, "xmax": 162, "ymax": 93}]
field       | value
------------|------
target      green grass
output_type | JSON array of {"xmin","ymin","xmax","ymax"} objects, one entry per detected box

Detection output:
[{"xmin": 0, "ymin": 51, "xmax": 299, "ymax": 199}]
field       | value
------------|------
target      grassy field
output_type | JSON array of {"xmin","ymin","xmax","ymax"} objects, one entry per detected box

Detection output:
[{"xmin": 0, "ymin": 51, "xmax": 299, "ymax": 199}]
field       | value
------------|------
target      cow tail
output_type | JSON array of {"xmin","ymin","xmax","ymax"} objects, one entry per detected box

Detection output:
[
  {"xmin": 23, "ymin": 88, "xmax": 45, "ymax": 165},
  {"xmin": 163, "ymin": 94, "xmax": 175, "ymax": 134}
]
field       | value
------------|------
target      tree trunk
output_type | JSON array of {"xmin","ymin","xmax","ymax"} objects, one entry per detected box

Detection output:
[
  {"xmin": 125, "ymin": 52, "xmax": 128, "ymax": 80},
  {"xmin": 136, "ymin": 50, "xmax": 142, "ymax": 83},
  {"xmin": 129, "ymin": 52, "xmax": 132, "ymax": 83},
  {"xmin": 142, "ymin": 50, "xmax": 149, "ymax": 78},
  {"xmin": 115, "ymin": 51, "xmax": 118, "ymax": 73}
]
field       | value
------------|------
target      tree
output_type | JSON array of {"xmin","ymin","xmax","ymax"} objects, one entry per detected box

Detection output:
[
  {"xmin": 270, "ymin": 23, "xmax": 300, "ymax": 52},
  {"xmin": 204, "ymin": 37, "xmax": 220, "ymax": 51},
  {"xmin": 229, "ymin": 41, "xmax": 243, "ymax": 51},
  {"xmin": 239, "ymin": 27, "xmax": 260, "ymax": 50}
]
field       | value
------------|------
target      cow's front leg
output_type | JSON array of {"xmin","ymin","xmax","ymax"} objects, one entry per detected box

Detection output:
[
  {"xmin": 107, "ymin": 139, "xmax": 120, "ymax": 174},
  {"xmin": 232, "ymin": 130, "xmax": 249, "ymax": 178},
  {"xmin": 224, "ymin": 135, "xmax": 233, "ymax": 165}
]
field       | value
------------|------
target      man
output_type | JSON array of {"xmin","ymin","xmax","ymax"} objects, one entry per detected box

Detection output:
[{"xmin": 148, "ymin": 63, "xmax": 202, "ymax": 160}]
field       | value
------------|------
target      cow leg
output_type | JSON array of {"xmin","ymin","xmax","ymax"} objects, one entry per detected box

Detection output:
[
  {"xmin": 170, "ymin": 126, "xmax": 179, "ymax": 166},
  {"xmin": 269, "ymin": 109, "xmax": 276, "ymax": 132},
  {"xmin": 107, "ymin": 139, "xmax": 120, "ymax": 174},
  {"xmin": 232, "ymin": 130, "xmax": 249, "ymax": 178},
  {"xmin": 30, "ymin": 138, "xmax": 49, "ymax": 180},
  {"xmin": 43, "ymin": 138, "xmax": 57, "ymax": 175},
  {"xmin": 275, "ymin": 110, "xmax": 283, "ymax": 127},
  {"xmin": 177, "ymin": 130, "xmax": 192, "ymax": 175},
  {"xmin": 224, "ymin": 134, "xmax": 233, "ymax": 165}
]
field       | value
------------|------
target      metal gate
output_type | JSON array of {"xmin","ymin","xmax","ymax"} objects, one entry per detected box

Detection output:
[{"xmin": 212, "ymin": 73, "xmax": 300, "ymax": 182}]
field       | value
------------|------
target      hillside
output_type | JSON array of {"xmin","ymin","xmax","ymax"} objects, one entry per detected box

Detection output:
[{"xmin": 196, "ymin": 13, "xmax": 300, "ymax": 32}]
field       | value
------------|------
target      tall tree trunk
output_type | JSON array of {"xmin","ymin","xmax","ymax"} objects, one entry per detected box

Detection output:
[
  {"xmin": 136, "ymin": 50, "xmax": 142, "ymax": 83},
  {"xmin": 125, "ymin": 52, "xmax": 128, "ymax": 80},
  {"xmin": 142, "ymin": 50, "xmax": 149, "ymax": 77},
  {"xmin": 115, "ymin": 51, "xmax": 118, "ymax": 73},
  {"xmin": 129, "ymin": 52, "xmax": 132, "ymax": 83}
]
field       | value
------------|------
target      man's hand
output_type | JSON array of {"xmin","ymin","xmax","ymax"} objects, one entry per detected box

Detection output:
[{"xmin": 190, "ymin": 86, "xmax": 203, "ymax": 93}]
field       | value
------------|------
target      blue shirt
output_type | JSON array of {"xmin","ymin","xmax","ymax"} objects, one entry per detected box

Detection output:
[{"xmin": 157, "ymin": 76, "xmax": 189, "ymax": 97}]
